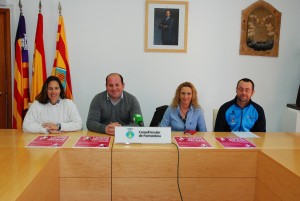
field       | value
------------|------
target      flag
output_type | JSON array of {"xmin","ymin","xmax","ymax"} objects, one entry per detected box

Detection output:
[
  {"xmin": 52, "ymin": 15, "xmax": 73, "ymax": 99},
  {"xmin": 13, "ymin": 13, "xmax": 30, "ymax": 129},
  {"xmin": 30, "ymin": 12, "xmax": 47, "ymax": 102}
]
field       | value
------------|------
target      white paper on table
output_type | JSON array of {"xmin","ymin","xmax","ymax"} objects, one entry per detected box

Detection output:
[{"xmin": 233, "ymin": 132, "xmax": 260, "ymax": 138}]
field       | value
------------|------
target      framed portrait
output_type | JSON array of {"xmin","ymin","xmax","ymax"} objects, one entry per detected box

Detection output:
[{"xmin": 144, "ymin": 1, "xmax": 189, "ymax": 53}]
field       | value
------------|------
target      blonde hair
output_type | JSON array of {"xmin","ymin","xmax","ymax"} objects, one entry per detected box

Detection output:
[{"xmin": 171, "ymin": 82, "xmax": 201, "ymax": 108}]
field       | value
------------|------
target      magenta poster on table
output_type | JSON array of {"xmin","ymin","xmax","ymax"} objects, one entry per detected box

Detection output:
[
  {"xmin": 26, "ymin": 136, "xmax": 69, "ymax": 147},
  {"xmin": 74, "ymin": 136, "xmax": 111, "ymax": 148},
  {"xmin": 174, "ymin": 136, "xmax": 212, "ymax": 148},
  {"xmin": 216, "ymin": 137, "xmax": 256, "ymax": 149}
]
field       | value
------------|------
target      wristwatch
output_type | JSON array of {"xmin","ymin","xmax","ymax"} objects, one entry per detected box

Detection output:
[{"xmin": 57, "ymin": 123, "xmax": 61, "ymax": 131}]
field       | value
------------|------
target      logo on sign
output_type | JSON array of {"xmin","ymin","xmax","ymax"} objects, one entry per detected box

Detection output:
[{"xmin": 126, "ymin": 131, "xmax": 135, "ymax": 139}]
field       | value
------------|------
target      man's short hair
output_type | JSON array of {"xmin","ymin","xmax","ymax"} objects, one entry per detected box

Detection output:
[
  {"xmin": 105, "ymin": 73, "xmax": 124, "ymax": 85},
  {"xmin": 236, "ymin": 78, "xmax": 255, "ymax": 90}
]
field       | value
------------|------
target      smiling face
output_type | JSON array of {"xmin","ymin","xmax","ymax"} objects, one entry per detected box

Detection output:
[
  {"xmin": 106, "ymin": 74, "xmax": 124, "ymax": 102},
  {"xmin": 179, "ymin": 86, "xmax": 193, "ymax": 106},
  {"xmin": 47, "ymin": 80, "xmax": 61, "ymax": 104}
]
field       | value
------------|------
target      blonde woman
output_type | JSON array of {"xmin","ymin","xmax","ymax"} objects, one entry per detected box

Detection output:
[{"xmin": 160, "ymin": 82, "xmax": 207, "ymax": 132}]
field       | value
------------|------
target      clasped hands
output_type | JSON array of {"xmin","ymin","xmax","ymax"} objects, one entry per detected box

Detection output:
[
  {"xmin": 42, "ymin": 123, "xmax": 62, "ymax": 134},
  {"xmin": 105, "ymin": 122, "xmax": 121, "ymax": 135}
]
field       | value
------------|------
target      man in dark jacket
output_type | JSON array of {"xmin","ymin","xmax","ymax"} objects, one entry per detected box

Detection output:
[
  {"xmin": 214, "ymin": 78, "xmax": 266, "ymax": 132},
  {"xmin": 159, "ymin": 10, "xmax": 174, "ymax": 45}
]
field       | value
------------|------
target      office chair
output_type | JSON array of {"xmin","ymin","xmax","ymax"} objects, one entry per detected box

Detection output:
[
  {"xmin": 149, "ymin": 105, "xmax": 169, "ymax": 127},
  {"xmin": 213, "ymin": 109, "xmax": 219, "ymax": 130}
]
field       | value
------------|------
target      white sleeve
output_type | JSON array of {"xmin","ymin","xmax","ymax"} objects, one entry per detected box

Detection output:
[
  {"xmin": 60, "ymin": 100, "xmax": 83, "ymax": 132},
  {"xmin": 22, "ymin": 101, "xmax": 48, "ymax": 134}
]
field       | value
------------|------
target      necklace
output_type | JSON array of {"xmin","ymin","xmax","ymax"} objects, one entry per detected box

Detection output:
[{"xmin": 180, "ymin": 108, "xmax": 188, "ymax": 119}]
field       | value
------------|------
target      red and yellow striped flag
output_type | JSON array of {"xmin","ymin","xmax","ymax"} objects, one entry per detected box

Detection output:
[
  {"xmin": 13, "ymin": 13, "xmax": 30, "ymax": 129},
  {"xmin": 30, "ymin": 12, "xmax": 47, "ymax": 102},
  {"xmin": 52, "ymin": 15, "xmax": 73, "ymax": 99}
]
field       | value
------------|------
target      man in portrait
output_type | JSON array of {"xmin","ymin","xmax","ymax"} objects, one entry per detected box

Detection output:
[
  {"xmin": 159, "ymin": 10, "xmax": 174, "ymax": 45},
  {"xmin": 154, "ymin": 8, "xmax": 179, "ymax": 46}
]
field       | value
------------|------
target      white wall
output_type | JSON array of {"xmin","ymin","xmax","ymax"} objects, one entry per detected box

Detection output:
[{"xmin": 7, "ymin": 0, "xmax": 300, "ymax": 131}]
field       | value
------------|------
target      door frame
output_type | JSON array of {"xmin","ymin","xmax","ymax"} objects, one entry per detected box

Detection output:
[{"xmin": 0, "ymin": 8, "xmax": 12, "ymax": 128}]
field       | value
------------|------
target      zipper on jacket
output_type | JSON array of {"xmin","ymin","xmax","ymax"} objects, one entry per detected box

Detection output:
[{"xmin": 239, "ymin": 109, "xmax": 243, "ymax": 131}]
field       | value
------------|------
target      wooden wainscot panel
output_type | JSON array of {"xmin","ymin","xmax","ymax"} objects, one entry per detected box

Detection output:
[
  {"xmin": 60, "ymin": 178, "xmax": 111, "ymax": 201},
  {"xmin": 59, "ymin": 148, "xmax": 111, "ymax": 177},
  {"xmin": 256, "ymin": 151, "xmax": 300, "ymax": 201},
  {"xmin": 254, "ymin": 179, "xmax": 281, "ymax": 201},
  {"xmin": 179, "ymin": 149, "xmax": 257, "ymax": 177},
  {"xmin": 181, "ymin": 178, "xmax": 255, "ymax": 201},
  {"xmin": 112, "ymin": 178, "xmax": 181, "ymax": 201},
  {"xmin": 112, "ymin": 150, "xmax": 177, "ymax": 177},
  {"xmin": 17, "ymin": 151, "xmax": 60, "ymax": 201}
]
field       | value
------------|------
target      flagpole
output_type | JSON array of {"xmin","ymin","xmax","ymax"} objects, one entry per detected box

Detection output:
[
  {"xmin": 18, "ymin": 0, "xmax": 22, "ymax": 15},
  {"xmin": 39, "ymin": 0, "xmax": 42, "ymax": 13},
  {"xmin": 58, "ymin": 2, "xmax": 62, "ymax": 16}
]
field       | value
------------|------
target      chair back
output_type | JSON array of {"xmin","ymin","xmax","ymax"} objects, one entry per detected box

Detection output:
[
  {"xmin": 150, "ymin": 105, "xmax": 169, "ymax": 127},
  {"xmin": 213, "ymin": 109, "xmax": 219, "ymax": 130}
]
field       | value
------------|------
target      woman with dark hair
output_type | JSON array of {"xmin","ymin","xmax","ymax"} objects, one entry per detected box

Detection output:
[
  {"xmin": 23, "ymin": 76, "xmax": 82, "ymax": 134},
  {"xmin": 160, "ymin": 82, "xmax": 207, "ymax": 132}
]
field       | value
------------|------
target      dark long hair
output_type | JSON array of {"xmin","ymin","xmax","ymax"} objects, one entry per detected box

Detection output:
[{"xmin": 35, "ymin": 76, "xmax": 66, "ymax": 104}]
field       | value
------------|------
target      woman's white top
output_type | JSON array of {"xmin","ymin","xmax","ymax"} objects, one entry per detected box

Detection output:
[{"xmin": 22, "ymin": 99, "xmax": 83, "ymax": 134}]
